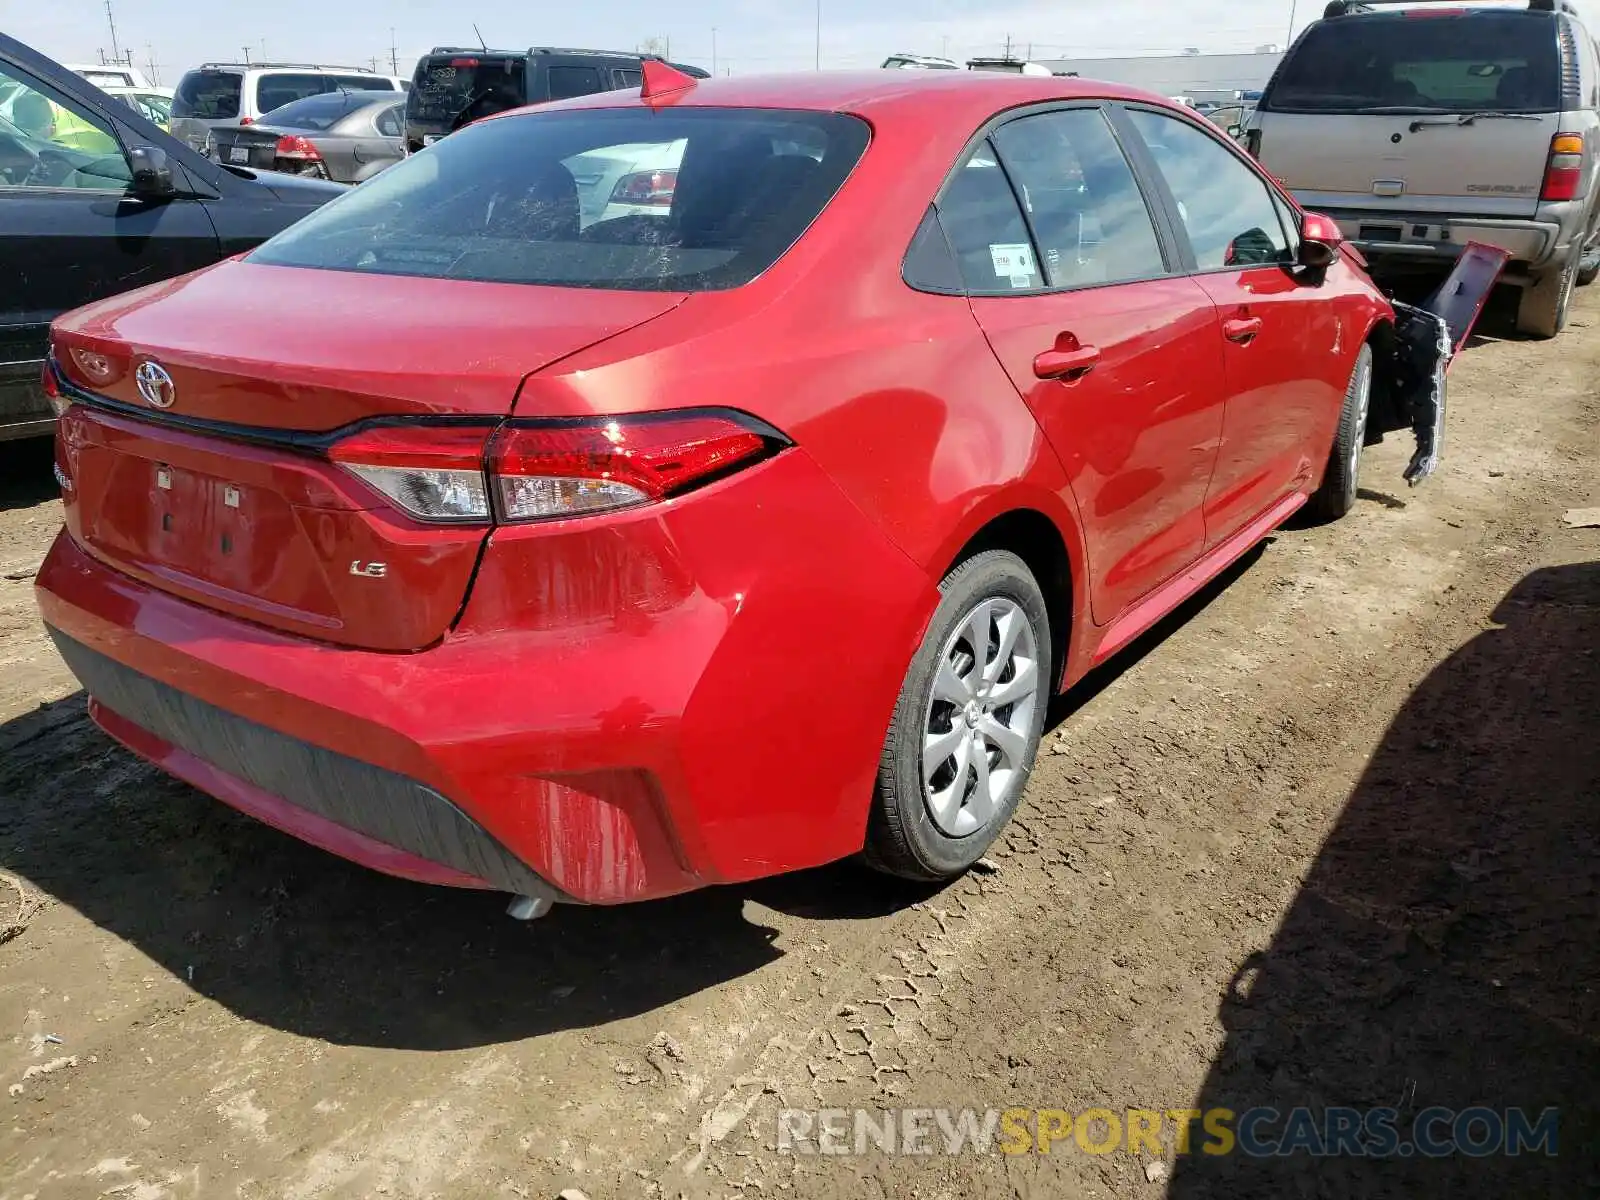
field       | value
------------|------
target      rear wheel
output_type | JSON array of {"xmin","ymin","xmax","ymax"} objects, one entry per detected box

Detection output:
[
  {"xmin": 1307, "ymin": 343, "xmax": 1374, "ymax": 523},
  {"xmin": 1577, "ymin": 237, "xmax": 1600, "ymax": 288},
  {"xmin": 1517, "ymin": 243, "xmax": 1580, "ymax": 338},
  {"xmin": 864, "ymin": 550, "xmax": 1050, "ymax": 882}
]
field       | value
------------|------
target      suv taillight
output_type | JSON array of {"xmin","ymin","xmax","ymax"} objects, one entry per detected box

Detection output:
[
  {"xmin": 274, "ymin": 134, "xmax": 322, "ymax": 160},
  {"xmin": 1541, "ymin": 133, "xmax": 1585, "ymax": 201},
  {"xmin": 329, "ymin": 412, "xmax": 784, "ymax": 525}
]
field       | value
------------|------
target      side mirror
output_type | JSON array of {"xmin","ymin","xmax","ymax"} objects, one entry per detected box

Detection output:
[
  {"xmin": 1298, "ymin": 211, "xmax": 1343, "ymax": 269},
  {"xmin": 128, "ymin": 144, "xmax": 175, "ymax": 199}
]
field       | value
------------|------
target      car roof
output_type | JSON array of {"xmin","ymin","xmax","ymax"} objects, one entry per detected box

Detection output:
[{"xmin": 527, "ymin": 69, "xmax": 1170, "ymax": 124}]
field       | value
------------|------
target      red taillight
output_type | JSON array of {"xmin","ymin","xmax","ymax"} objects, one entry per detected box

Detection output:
[
  {"xmin": 489, "ymin": 413, "xmax": 773, "ymax": 522},
  {"xmin": 329, "ymin": 412, "xmax": 782, "ymax": 525},
  {"xmin": 53, "ymin": 339, "xmax": 130, "ymax": 392},
  {"xmin": 1404, "ymin": 6, "xmax": 1466, "ymax": 13},
  {"xmin": 239, "ymin": 116, "xmax": 253, "ymax": 125},
  {"xmin": 1542, "ymin": 133, "xmax": 1586, "ymax": 201},
  {"xmin": 610, "ymin": 169, "xmax": 678, "ymax": 207},
  {"xmin": 449, "ymin": 57, "xmax": 479, "ymax": 67},
  {"xmin": 274, "ymin": 134, "xmax": 322, "ymax": 160}
]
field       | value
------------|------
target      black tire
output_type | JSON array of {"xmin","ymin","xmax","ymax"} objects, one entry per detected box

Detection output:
[
  {"xmin": 1306, "ymin": 342, "xmax": 1374, "ymax": 523},
  {"xmin": 864, "ymin": 550, "xmax": 1051, "ymax": 882},
  {"xmin": 1517, "ymin": 243, "xmax": 1580, "ymax": 338},
  {"xmin": 1577, "ymin": 241, "xmax": 1600, "ymax": 288}
]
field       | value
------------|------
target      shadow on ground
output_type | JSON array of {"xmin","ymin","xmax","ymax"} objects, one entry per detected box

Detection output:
[
  {"xmin": 1169, "ymin": 560, "xmax": 1600, "ymax": 1198},
  {"xmin": 0, "ymin": 686, "xmax": 943, "ymax": 1052},
  {"xmin": 0, "ymin": 438, "xmax": 56, "ymax": 512}
]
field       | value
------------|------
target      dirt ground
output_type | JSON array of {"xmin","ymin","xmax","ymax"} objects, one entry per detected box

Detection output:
[{"xmin": 1, "ymin": 289, "xmax": 1597, "ymax": 1200}]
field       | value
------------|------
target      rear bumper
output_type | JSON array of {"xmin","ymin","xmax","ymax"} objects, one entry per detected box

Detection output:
[
  {"xmin": 35, "ymin": 448, "xmax": 936, "ymax": 904},
  {"xmin": 1303, "ymin": 205, "xmax": 1572, "ymax": 275}
]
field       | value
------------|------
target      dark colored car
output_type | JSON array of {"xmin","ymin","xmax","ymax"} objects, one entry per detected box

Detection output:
[
  {"xmin": 37, "ymin": 69, "xmax": 1448, "ymax": 915},
  {"xmin": 0, "ymin": 33, "xmax": 346, "ymax": 441},
  {"xmin": 210, "ymin": 93, "xmax": 405, "ymax": 183},
  {"xmin": 404, "ymin": 46, "xmax": 708, "ymax": 153}
]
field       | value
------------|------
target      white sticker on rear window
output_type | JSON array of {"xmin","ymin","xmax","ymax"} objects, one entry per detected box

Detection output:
[{"xmin": 990, "ymin": 242, "xmax": 1036, "ymax": 288}]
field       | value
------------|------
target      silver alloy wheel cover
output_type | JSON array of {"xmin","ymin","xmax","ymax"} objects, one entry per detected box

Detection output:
[
  {"xmin": 921, "ymin": 596, "xmax": 1040, "ymax": 837},
  {"xmin": 1348, "ymin": 349, "xmax": 1373, "ymax": 484}
]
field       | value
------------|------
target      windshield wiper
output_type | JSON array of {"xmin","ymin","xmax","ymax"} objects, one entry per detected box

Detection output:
[{"xmin": 1409, "ymin": 111, "xmax": 1543, "ymax": 132}]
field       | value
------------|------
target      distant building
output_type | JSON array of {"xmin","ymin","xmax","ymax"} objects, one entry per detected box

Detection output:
[{"xmin": 1037, "ymin": 51, "xmax": 1283, "ymax": 102}]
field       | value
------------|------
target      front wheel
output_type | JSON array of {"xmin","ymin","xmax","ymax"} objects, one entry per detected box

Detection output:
[
  {"xmin": 864, "ymin": 550, "xmax": 1051, "ymax": 882},
  {"xmin": 1307, "ymin": 343, "xmax": 1374, "ymax": 523}
]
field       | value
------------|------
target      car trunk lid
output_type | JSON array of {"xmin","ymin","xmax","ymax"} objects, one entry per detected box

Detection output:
[
  {"xmin": 210, "ymin": 125, "xmax": 290, "ymax": 171},
  {"xmin": 51, "ymin": 260, "xmax": 686, "ymax": 651}
]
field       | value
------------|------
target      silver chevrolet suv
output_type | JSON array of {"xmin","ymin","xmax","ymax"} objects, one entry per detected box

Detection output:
[{"xmin": 1246, "ymin": 0, "xmax": 1600, "ymax": 337}]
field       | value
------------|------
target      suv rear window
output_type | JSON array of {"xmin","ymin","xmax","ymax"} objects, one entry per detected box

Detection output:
[
  {"xmin": 1267, "ymin": 11, "xmax": 1561, "ymax": 113},
  {"xmin": 250, "ymin": 107, "xmax": 870, "ymax": 291},
  {"xmin": 409, "ymin": 56, "xmax": 526, "ymax": 128},
  {"xmin": 172, "ymin": 70, "xmax": 242, "ymax": 119}
]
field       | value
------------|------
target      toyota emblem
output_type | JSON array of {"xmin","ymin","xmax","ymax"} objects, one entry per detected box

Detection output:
[{"xmin": 135, "ymin": 361, "xmax": 176, "ymax": 409}]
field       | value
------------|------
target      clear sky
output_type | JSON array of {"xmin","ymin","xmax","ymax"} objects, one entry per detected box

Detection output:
[{"xmin": 6, "ymin": 0, "xmax": 1327, "ymax": 83}]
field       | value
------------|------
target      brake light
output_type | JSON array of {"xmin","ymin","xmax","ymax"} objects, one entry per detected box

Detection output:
[
  {"xmin": 239, "ymin": 116, "xmax": 253, "ymax": 125},
  {"xmin": 610, "ymin": 169, "xmax": 677, "ymax": 207},
  {"xmin": 1541, "ymin": 132, "xmax": 1586, "ymax": 201},
  {"xmin": 1404, "ymin": 6, "xmax": 1466, "ymax": 13},
  {"xmin": 489, "ymin": 413, "xmax": 773, "ymax": 522},
  {"xmin": 275, "ymin": 134, "xmax": 322, "ymax": 161},
  {"xmin": 329, "ymin": 412, "xmax": 783, "ymax": 525},
  {"xmin": 330, "ymin": 425, "xmax": 492, "ymax": 522},
  {"xmin": 449, "ymin": 58, "xmax": 479, "ymax": 67}
]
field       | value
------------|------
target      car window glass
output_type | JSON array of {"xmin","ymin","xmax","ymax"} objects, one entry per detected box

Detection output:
[
  {"xmin": 375, "ymin": 105, "xmax": 403, "ymax": 137},
  {"xmin": 172, "ymin": 70, "xmax": 242, "ymax": 119},
  {"xmin": 903, "ymin": 205, "xmax": 964, "ymax": 293},
  {"xmin": 334, "ymin": 75, "xmax": 395, "ymax": 92},
  {"xmin": 936, "ymin": 141, "xmax": 1044, "ymax": 294},
  {"xmin": 258, "ymin": 92, "xmax": 364, "ymax": 131},
  {"xmin": 1127, "ymin": 110, "xmax": 1292, "ymax": 270},
  {"xmin": 548, "ymin": 66, "xmax": 604, "ymax": 100},
  {"xmin": 615, "ymin": 69, "xmax": 643, "ymax": 89},
  {"xmin": 992, "ymin": 108, "xmax": 1165, "ymax": 288},
  {"xmin": 251, "ymin": 108, "xmax": 869, "ymax": 291},
  {"xmin": 255, "ymin": 73, "xmax": 334, "ymax": 114},
  {"xmin": 0, "ymin": 65, "xmax": 131, "ymax": 191},
  {"xmin": 1267, "ymin": 11, "xmax": 1560, "ymax": 113}
]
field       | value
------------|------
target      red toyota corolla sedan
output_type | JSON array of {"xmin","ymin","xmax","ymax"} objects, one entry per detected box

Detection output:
[{"xmin": 35, "ymin": 67, "xmax": 1396, "ymax": 912}]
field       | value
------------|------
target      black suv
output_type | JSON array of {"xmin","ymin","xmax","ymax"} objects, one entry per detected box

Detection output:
[
  {"xmin": 404, "ymin": 46, "xmax": 709, "ymax": 153},
  {"xmin": 0, "ymin": 33, "xmax": 345, "ymax": 440}
]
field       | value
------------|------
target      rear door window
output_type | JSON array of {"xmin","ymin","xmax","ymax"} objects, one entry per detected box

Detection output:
[
  {"xmin": 172, "ymin": 70, "xmax": 242, "ymax": 119},
  {"xmin": 991, "ymin": 108, "xmax": 1167, "ymax": 288},
  {"xmin": 548, "ymin": 66, "xmax": 604, "ymax": 100},
  {"xmin": 375, "ymin": 104, "xmax": 403, "ymax": 137},
  {"xmin": 1266, "ymin": 11, "xmax": 1561, "ymax": 113},
  {"xmin": 935, "ymin": 143, "xmax": 1045, "ymax": 293},
  {"xmin": 614, "ymin": 68, "xmax": 643, "ymax": 90},
  {"xmin": 1126, "ymin": 110, "xmax": 1293, "ymax": 270},
  {"xmin": 250, "ymin": 107, "xmax": 870, "ymax": 290}
]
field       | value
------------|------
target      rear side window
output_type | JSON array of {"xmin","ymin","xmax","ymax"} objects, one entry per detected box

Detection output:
[
  {"xmin": 255, "ymin": 73, "xmax": 336, "ymax": 113},
  {"xmin": 614, "ymin": 69, "xmax": 643, "ymax": 89},
  {"xmin": 1267, "ymin": 12, "xmax": 1561, "ymax": 113},
  {"xmin": 1127, "ymin": 110, "xmax": 1292, "ymax": 270},
  {"xmin": 333, "ymin": 75, "xmax": 396, "ymax": 92},
  {"xmin": 992, "ymin": 109, "xmax": 1167, "ymax": 287},
  {"xmin": 172, "ymin": 70, "xmax": 242, "ymax": 119},
  {"xmin": 548, "ymin": 66, "xmax": 604, "ymax": 100},
  {"xmin": 250, "ymin": 107, "xmax": 870, "ymax": 291},
  {"xmin": 375, "ymin": 104, "xmax": 403, "ymax": 137},
  {"xmin": 936, "ymin": 143, "xmax": 1044, "ymax": 293}
]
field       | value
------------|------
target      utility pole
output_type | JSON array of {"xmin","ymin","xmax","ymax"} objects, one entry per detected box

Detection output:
[
  {"xmin": 367, "ymin": 55, "xmax": 380, "ymax": 73},
  {"xmin": 146, "ymin": 42, "xmax": 159, "ymax": 85},
  {"xmin": 1004, "ymin": 34, "xmax": 1013, "ymax": 61},
  {"xmin": 242, "ymin": 46, "xmax": 251, "ymax": 64},
  {"xmin": 389, "ymin": 27, "xmax": 399, "ymax": 75},
  {"xmin": 104, "ymin": 0, "xmax": 123, "ymax": 65}
]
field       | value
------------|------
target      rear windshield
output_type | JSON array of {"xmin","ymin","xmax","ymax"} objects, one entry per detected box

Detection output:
[
  {"xmin": 250, "ymin": 107, "xmax": 870, "ymax": 291},
  {"xmin": 259, "ymin": 91, "xmax": 378, "ymax": 131},
  {"xmin": 254, "ymin": 72, "xmax": 393, "ymax": 114},
  {"xmin": 172, "ymin": 70, "xmax": 242, "ymax": 119},
  {"xmin": 408, "ymin": 56, "xmax": 526, "ymax": 129},
  {"xmin": 1267, "ymin": 11, "xmax": 1561, "ymax": 113}
]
